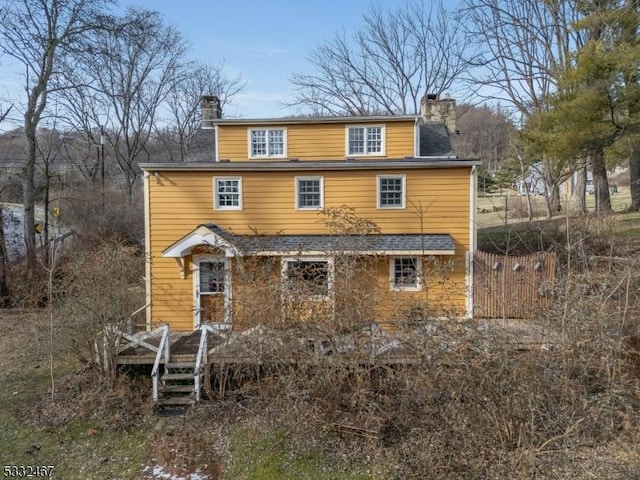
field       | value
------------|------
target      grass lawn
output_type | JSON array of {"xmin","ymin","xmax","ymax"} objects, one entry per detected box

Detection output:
[{"xmin": 0, "ymin": 311, "xmax": 152, "ymax": 480}]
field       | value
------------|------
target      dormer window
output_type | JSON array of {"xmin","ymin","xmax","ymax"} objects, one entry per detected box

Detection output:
[
  {"xmin": 249, "ymin": 128, "xmax": 286, "ymax": 158},
  {"xmin": 347, "ymin": 126, "xmax": 385, "ymax": 156}
]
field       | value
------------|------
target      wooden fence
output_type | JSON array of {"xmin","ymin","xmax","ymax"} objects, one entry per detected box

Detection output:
[{"xmin": 473, "ymin": 251, "xmax": 557, "ymax": 318}]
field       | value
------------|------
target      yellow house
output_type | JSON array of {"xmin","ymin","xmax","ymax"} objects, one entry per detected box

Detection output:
[{"xmin": 140, "ymin": 96, "xmax": 480, "ymax": 333}]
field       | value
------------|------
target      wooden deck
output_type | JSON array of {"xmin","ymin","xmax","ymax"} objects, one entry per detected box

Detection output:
[
  {"xmin": 116, "ymin": 321, "xmax": 558, "ymax": 367},
  {"xmin": 117, "ymin": 330, "xmax": 225, "ymax": 364}
]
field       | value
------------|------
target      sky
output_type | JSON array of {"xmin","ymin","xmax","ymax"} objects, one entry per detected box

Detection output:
[
  {"xmin": 120, "ymin": 0, "xmax": 389, "ymax": 118},
  {"xmin": 0, "ymin": 0, "xmax": 469, "ymax": 124}
]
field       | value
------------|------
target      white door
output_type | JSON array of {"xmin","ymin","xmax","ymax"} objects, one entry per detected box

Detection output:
[{"xmin": 194, "ymin": 255, "xmax": 231, "ymax": 327}]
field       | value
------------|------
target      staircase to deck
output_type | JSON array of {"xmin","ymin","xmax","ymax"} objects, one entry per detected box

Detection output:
[
  {"xmin": 158, "ymin": 361, "xmax": 202, "ymax": 408},
  {"xmin": 114, "ymin": 323, "xmax": 232, "ymax": 414}
]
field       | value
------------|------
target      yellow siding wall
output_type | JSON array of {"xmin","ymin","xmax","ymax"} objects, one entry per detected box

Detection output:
[
  {"xmin": 217, "ymin": 121, "xmax": 415, "ymax": 160},
  {"xmin": 147, "ymin": 166, "xmax": 471, "ymax": 330}
]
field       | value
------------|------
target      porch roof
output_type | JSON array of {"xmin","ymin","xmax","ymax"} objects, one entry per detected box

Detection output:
[{"xmin": 162, "ymin": 224, "xmax": 456, "ymax": 258}]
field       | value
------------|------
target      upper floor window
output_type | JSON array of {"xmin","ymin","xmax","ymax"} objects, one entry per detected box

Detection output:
[
  {"xmin": 377, "ymin": 175, "xmax": 405, "ymax": 209},
  {"xmin": 214, "ymin": 176, "xmax": 242, "ymax": 210},
  {"xmin": 295, "ymin": 176, "xmax": 323, "ymax": 210},
  {"xmin": 250, "ymin": 128, "xmax": 286, "ymax": 158},
  {"xmin": 347, "ymin": 126, "xmax": 384, "ymax": 156}
]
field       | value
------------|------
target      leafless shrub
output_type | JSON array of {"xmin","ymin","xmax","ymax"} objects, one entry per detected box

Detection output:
[
  {"xmin": 17, "ymin": 365, "xmax": 151, "ymax": 432},
  {"xmin": 55, "ymin": 240, "xmax": 144, "ymax": 374},
  {"xmin": 198, "ymin": 209, "xmax": 640, "ymax": 478}
]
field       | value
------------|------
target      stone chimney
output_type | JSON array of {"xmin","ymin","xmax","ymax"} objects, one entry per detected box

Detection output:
[
  {"xmin": 421, "ymin": 93, "xmax": 456, "ymax": 134},
  {"xmin": 201, "ymin": 95, "xmax": 222, "ymax": 128}
]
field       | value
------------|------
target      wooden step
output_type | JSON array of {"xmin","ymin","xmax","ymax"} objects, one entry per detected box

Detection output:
[
  {"xmin": 165, "ymin": 362, "xmax": 197, "ymax": 370},
  {"xmin": 158, "ymin": 395, "xmax": 196, "ymax": 406},
  {"xmin": 161, "ymin": 385, "xmax": 195, "ymax": 394},
  {"xmin": 162, "ymin": 372, "xmax": 196, "ymax": 382}
]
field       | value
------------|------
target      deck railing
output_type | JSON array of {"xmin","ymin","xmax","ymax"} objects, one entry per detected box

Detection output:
[
  {"xmin": 151, "ymin": 325, "xmax": 171, "ymax": 402},
  {"xmin": 127, "ymin": 302, "xmax": 151, "ymax": 334}
]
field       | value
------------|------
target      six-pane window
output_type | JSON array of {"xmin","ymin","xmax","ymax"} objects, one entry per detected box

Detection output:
[
  {"xmin": 392, "ymin": 257, "xmax": 420, "ymax": 289},
  {"xmin": 378, "ymin": 175, "xmax": 405, "ymax": 208},
  {"xmin": 214, "ymin": 177, "xmax": 242, "ymax": 210},
  {"xmin": 296, "ymin": 177, "xmax": 323, "ymax": 209},
  {"xmin": 348, "ymin": 126, "xmax": 383, "ymax": 155},
  {"xmin": 250, "ymin": 128, "xmax": 285, "ymax": 157},
  {"xmin": 285, "ymin": 260, "xmax": 330, "ymax": 298}
]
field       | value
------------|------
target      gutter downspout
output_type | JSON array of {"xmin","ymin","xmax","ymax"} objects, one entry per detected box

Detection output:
[{"xmin": 467, "ymin": 165, "xmax": 478, "ymax": 318}]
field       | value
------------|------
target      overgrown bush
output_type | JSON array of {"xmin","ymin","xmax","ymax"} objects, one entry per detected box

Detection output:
[{"xmin": 55, "ymin": 240, "xmax": 144, "ymax": 373}]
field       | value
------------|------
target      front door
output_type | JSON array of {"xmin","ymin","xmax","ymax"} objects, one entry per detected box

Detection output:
[{"xmin": 194, "ymin": 255, "xmax": 231, "ymax": 327}]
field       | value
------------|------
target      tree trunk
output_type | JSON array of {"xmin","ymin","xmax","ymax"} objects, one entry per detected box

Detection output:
[
  {"xmin": 629, "ymin": 143, "xmax": 640, "ymax": 211},
  {"xmin": 0, "ymin": 205, "xmax": 10, "ymax": 304},
  {"xmin": 575, "ymin": 164, "xmax": 587, "ymax": 214},
  {"xmin": 590, "ymin": 148, "xmax": 612, "ymax": 214},
  {"xmin": 543, "ymin": 175, "xmax": 561, "ymax": 218},
  {"xmin": 23, "ymin": 123, "xmax": 37, "ymax": 270}
]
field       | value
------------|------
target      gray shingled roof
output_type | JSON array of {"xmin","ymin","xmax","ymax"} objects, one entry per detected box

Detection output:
[
  {"xmin": 179, "ymin": 119, "xmax": 457, "ymax": 164},
  {"xmin": 419, "ymin": 123, "xmax": 455, "ymax": 157},
  {"xmin": 202, "ymin": 224, "xmax": 455, "ymax": 254},
  {"xmin": 185, "ymin": 128, "xmax": 216, "ymax": 163}
]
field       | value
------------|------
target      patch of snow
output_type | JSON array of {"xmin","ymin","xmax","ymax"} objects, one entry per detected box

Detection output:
[{"xmin": 141, "ymin": 464, "xmax": 210, "ymax": 480}]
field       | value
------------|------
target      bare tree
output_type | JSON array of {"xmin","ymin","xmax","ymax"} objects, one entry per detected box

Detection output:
[
  {"xmin": 464, "ymin": 0, "xmax": 584, "ymax": 216},
  {"xmin": 452, "ymin": 104, "xmax": 512, "ymax": 172},
  {"xmin": 0, "ymin": 104, "xmax": 13, "ymax": 125},
  {"xmin": 0, "ymin": 0, "xmax": 112, "ymax": 269},
  {"xmin": 59, "ymin": 7, "xmax": 188, "ymax": 201},
  {"xmin": 289, "ymin": 0, "xmax": 469, "ymax": 115},
  {"xmin": 159, "ymin": 61, "xmax": 245, "ymax": 162}
]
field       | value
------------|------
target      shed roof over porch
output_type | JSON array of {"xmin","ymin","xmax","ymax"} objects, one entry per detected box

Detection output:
[{"xmin": 162, "ymin": 224, "xmax": 456, "ymax": 258}]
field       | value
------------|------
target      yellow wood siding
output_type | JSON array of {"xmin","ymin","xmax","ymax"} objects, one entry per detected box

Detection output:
[
  {"xmin": 217, "ymin": 121, "xmax": 415, "ymax": 160},
  {"xmin": 147, "ymin": 166, "xmax": 471, "ymax": 330}
]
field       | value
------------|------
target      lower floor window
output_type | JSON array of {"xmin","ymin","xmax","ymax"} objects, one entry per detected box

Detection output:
[
  {"xmin": 391, "ymin": 257, "xmax": 421, "ymax": 290},
  {"xmin": 284, "ymin": 259, "xmax": 331, "ymax": 298}
]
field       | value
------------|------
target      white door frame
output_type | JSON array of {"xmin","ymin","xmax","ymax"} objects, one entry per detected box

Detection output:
[{"xmin": 193, "ymin": 254, "xmax": 232, "ymax": 329}]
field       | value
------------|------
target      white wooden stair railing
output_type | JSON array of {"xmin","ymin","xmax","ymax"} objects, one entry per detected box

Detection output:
[
  {"xmin": 194, "ymin": 324, "xmax": 209, "ymax": 402},
  {"xmin": 151, "ymin": 325, "xmax": 171, "ymax": 402}
]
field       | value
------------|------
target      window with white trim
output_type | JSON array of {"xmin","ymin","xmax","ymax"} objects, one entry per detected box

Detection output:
[
  {"xmin": 214, "ymin": 177, "xmax": 242, "ymax": 210},
  {"xmin": 377, "ymin": 175, "xmax": 405, "ymax": 208},
  {"xmin": 249, "ymin": 128, "xmax": 286, "ymax": 158},
  {"xmin": 347, "ymin": 126, "xmax": 384, "ymax": 156},
  {"xmin": 199, "ymin": 260, "xmax": 227, "ymax": 293},
  {"xmin": 390, "ymin": 257, "xmax": 421, "ymax": 291},
  {"xmin": 296, "ymin": 176, "xmax": 323, "ymax": 209},
  {"xmin": 284, "ymin": 259, "xmax": 331, "ymax": 298}
]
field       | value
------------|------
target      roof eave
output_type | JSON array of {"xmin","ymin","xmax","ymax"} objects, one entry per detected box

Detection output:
[
  {"xmin": 141, "ymin": 159, "xmax": 482, "ymax": 172},
  {"xmin": 212, "ymin": 115, "xmax": 419, "ymax": 126}
]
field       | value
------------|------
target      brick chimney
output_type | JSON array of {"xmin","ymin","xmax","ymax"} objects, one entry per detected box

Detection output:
[
  {"xmin": 421, "ymin": 93, "xmax": 456, "ymax": 134},
  {"xmin": 201, "ymin": 95, "xmax": 222, "ymax": 128}
]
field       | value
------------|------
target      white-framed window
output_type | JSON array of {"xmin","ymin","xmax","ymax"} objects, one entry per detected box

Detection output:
[
  {"xmin": 198, "ymin": 259, "xmax": 228, "ymax": 294},
  {"xmin": 377, "ymin": 175, "xmax": 405, "ymax": 209},
  {"xmin": 282, "ymin": 258, "xmax": 333, "ymax": 299},
  {"xmin": 295, "ymin": 176, "xmax": 324, "ymax": 210},
  {"xmin": 346, "ymin": 125, "xmax": 385, "ymax": 156},
  {"xmin": 214, "ymin": 176, "xmax": 242, "ymax": 210},
  {"xmin": 390, "ymin": 257, "xmax": 422, "ymax": 291},
  {"xmin": 249, "ymin": 128, "xmax": 286, "ymax": 158}
]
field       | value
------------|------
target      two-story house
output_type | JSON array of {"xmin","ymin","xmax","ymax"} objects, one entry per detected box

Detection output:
[{"xmin": 140, "ymin": 95, "xmax": 480, "ymax": 333}]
